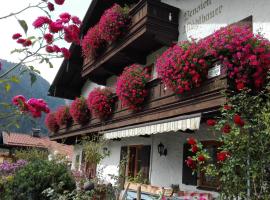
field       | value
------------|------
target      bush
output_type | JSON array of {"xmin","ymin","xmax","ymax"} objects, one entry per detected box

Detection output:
[
  {"xmin": 14, "ymin": 148, "xmax": 49, "ymax": 162},
  {"xmin": 3, "ymin": 159, "xmax": 75, "ymax": 200}
]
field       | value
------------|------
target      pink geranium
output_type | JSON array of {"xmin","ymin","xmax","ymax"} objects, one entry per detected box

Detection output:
[
  {"xmin": 87, "ymin": 87, "xmax": 114, "ymax": 120},
  {"xmin": 70, "ymin": 97, "xmax": 91, "ymax": 124},
  {"xmin": 32, "ymin": 16, "xmax": 51, "ymax": 28},
  {"xmin": 45, "ymin": 112, "xmax": 59, "ymax": 133},
  {"xmin": 99, "ymin": 4, "xmax": 130, "ymax": 43},
  {"xmin": 55, "ymin": 106, "xmax": 72, "ymax": 126},
  {"xmin": 116, "ymin": 64, "xmax": 150, "ymax": 110}
]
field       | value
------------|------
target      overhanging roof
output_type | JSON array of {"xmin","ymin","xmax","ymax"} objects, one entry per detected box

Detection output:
[{"xmin": 48, "ymin": 0, "xmax": 140, "ymax": 100}]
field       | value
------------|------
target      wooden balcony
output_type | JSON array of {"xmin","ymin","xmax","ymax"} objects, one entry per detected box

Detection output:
[
  {"xmin": 50, "ymin": 72, "xmax": 227, "ymax": 142},
  {"xmin": 81, "ymin": 0, "xmax": 180, "ymax": 85}
]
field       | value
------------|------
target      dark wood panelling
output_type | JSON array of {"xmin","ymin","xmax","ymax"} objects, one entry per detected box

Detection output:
[{"xmin": 50, "ymin": 75, "xmax": 227, "ymax": 141}]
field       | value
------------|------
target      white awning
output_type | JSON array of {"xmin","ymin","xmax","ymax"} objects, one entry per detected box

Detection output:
[{"xmin": 102, "ymin": 113, "xmax": 201, "ymax": 139}]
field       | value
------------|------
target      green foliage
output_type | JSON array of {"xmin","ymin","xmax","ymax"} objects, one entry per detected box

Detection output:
[
  {"xmin": 14, "ymin": 148, "xmax": 49, "ymax": 162},
  {"xmin": 17, "ymin": 19, "xmax": 28, "ymax": 34},
  {"xmin": 82, "ymin": 136, "xmax": 109, "ymax": 165},
  {"xmin": 2, "ymin": 159, "xmax": 75, "ymax": 200},
  {"xmin": 204, "ymin": 87, "xmax": 270, "ymax": 199},
  {"xmin": 128, "ymin": 170, "xmax": 149, "ymax": 185}
]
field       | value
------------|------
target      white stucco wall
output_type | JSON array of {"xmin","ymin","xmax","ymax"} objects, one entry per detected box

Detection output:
[
  {"xmin": 162, "ymin": 0, "xmax": 270, "ymax": 41},
  {"xmin": 95, "ymin": 124, "xmax": 219, "ymax": 196},
  {"xmin": 71, "ymin": 145, "xmax": 83, "ymax": 171}
]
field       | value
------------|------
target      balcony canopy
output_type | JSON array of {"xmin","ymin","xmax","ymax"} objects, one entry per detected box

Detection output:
[{"xmin": 102, "ymin": 113, "xmax": 201, "ymax": 139}]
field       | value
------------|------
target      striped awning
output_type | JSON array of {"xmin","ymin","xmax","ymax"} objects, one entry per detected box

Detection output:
[{"xmin": 103, "ymin": 113, "xmax": 201, "ymax": 139}]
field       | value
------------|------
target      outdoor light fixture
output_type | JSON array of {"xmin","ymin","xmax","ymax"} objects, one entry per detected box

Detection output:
[{"xmin": 158, "ymin": 142, "xmax": 167, "ymax": 156}]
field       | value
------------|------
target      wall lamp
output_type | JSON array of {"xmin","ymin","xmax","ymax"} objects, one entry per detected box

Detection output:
[{"xmin": 158, "ymin": 142, "xmax": 167, "ymax": 156}]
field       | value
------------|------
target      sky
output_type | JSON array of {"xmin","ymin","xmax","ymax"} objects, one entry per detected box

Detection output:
[{"xmin": 0, "ymin": 0, "xmax": 91, "ymax": 83}]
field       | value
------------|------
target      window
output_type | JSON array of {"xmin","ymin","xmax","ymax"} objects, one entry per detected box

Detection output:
[
  {"xmin": 75, "ymin": 154, "xmax": 80, "ymax": 171},
  {"xmin": 182, "ymin": 143, "xmax": 197, "ymax": 186},
  {"xmin": 120, "ymin": 145, "xmax": 151, "ymax": 183},
  {"xmin": 198, "ymin": 140, "xmax": 221, "ymax": 190}
]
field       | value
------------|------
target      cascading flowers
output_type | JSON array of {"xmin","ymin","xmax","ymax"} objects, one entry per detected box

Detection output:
[
  {"xmin": 156, "ymin": 41, "xmax": 210, "ymax": 94},
  {"xmin": 45, "ymin": 112, "xmax": 59, "ymax": 133},
  {"xmin": 87, "ymin": 87, "xmax": 114, "ymax": 120},
  {"xmin": 70, "ymin": 97, "xmax": 91, "ymax": 125},
  {"xmin": 81, "ymin": 4, "xmax": 130, "ymax": 58},
  {"xmin": 99, "ymin": 4, "xmax": 130, "ymax": 43},
  {"xmin": 116, "ymin": 64, "xmax": 150, "ymax": 110},
  {"xmin": 202, "ymin": 25, "xmax": 270, "ymax": 91},
  {"xmin": 55, "ymin": 105, "xmax": 73, "ymax": 127}
]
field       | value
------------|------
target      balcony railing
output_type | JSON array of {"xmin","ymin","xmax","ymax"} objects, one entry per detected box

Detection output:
[
  {"xmin": 81, "ymin": 0, "xmax": 180, "ymax": 85},
  {"xmin": 50, "ymin": 70, "xmax": 227, "ymax": 141}
]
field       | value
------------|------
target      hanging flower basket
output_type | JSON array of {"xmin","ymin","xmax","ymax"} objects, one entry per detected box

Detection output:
[
  {"xmin": 116, "ymin": 64, "xmax": 150, "ymax": 110},
  {"xmin": 81, "ymin": 24, "xmax": 107, "ymax": 59},
  {"xmin": 99, "ymin": 4, "xmax": 130, "ymax": 43},
  {"xmin": 55, "ymin": 105, "xmax": 73, "ymax": 127},
  {"xmin": 202, "ymin": 25, "xmax": 270, "ymax": 91},
  {"xmin": 87, "ymin": 87, "xmax": 114, "ymax": 120},
  {"xmin": 70, "ymin": 97, "xmax": 91, "ymax": 125},
  {"xmin": 156, "ymin": 41, "xmax": 210, "ymax": 95},
  {"xmin": 45, "ymin": 112, "xmax": 59, "ymax": 133}
]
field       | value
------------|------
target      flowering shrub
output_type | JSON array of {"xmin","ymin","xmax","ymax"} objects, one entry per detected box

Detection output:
[
  {"xmin": 116, "ymin": 64, "xmax": 150, "ymax": 110},
  {"xmin": 55, "ymin": 106, "xmax": 73, "ymax": 127},
  {"xmin": 87, "ymin": 87, "xmax": 114, "ymax": 120},
  {"xmin": 12, "ymin": 95, "xmax": 50, "ymax": 118},
  {"xmin": 70, "ymin": 97, "xmax": 91, "ymax": 124},
  {"xmin": 81, "ymin": 25, "xmax": 106, "ymax": 58},
  {"xmin": 185, "ymin": 138, "xmax": 209, "ymax": 171},
  {"xmin": 202, "ymin": 25, "xmax": 270, "ymax": 91},
  {"xmin": 156, "ymin": 41, "xmax": 210, "ymax": 94},
  {"xmin": 45, "ymin": 112, "xmax": 59, "ymax": 133},
  {"xmin": 0, "ymin": 160, "xmax": 27, "ymax": 176},
  {"xmin": 81, "ymin": 4, "xmax": 130, "ymax": 58},
  {"xmin": 99, "ymin": 4, "xmax": 130, "ymax": 43}
]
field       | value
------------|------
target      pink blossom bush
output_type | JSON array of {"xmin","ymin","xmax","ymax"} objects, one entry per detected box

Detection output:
[
  {"xmin": 156, "ymin": 41, "xmax": 210, "ymax": 94},
  {"xmin": 12, "ymin": 95, "xmax": 50, "ymax": 118},
  {"xmin": 55, "ymin": 106, "xmax": 73, "ymax": 126},
  {"xmin": 202, "ymin": 25, "xmax": 270, "ymax": 91},
  {"xmin": 87, "ymin": 87, "xmax": 114, "ymax": 120},
  {"xmin": 70, "ymin": 97, "xmax": 91, "ymax": 125},
  {"xmin": 99, "ymin": 4, "xmax": 130, "ymax": 43},
  {"xmin": 116, "ymin": 64, "xmax": 150, "ymax": 110},
  {"xmin": 45, "ymin": 112, "xmax": 59, "ymax": 133}
]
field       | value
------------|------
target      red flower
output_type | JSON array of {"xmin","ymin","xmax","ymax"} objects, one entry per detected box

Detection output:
[
  {"xmin": 33, "ymin": 16, "xmax": 51, "ymax": 28},
  {"xmin": 222, "ymin": 124, "xmax": 231, "ymax": 134},
  {"xmin": 71, "ymin": 16, "xmax": 81, "ymax": 25},
  {"xmin": 44, "ymin": 33, "xmax": 54, "ymax": 44},
  {"xmin": 70, "ymin": 97, "xmax": 91, "ymax": 124},
  {"xmin": 187, "ymin": 137, "xmax": 197, "ymax": 146},
  {"xmin": 47, "ymin": 2, "xmax": 54, "ymax": 11},
  {"xmin": 233, "ymin": 114, "xmax": 245, "ymax": 127},
  {"xmin": 49, "ymin": 21, "xmax": 63, "ymax": 33},
  {"xmin": 45, "ymin": 112, "xmax": 59, "ymax": 133},
  {"xmin": 59, "ymin": 12, "xmax": 71, "ymax": 22},
  {"xmin": 185, "ymin": 156, "xmax": 196, "ymax": 169},
  {"xmin": 55, "ymin": 106, "xmax": 72, "ymax": 126},
  {"xmin": 17, "ymin": 39, "xmax": 26, "ymax": 44},
  {"xmin": 46, "ymin": 46, "xmax": 55, "ymax": 53},
  {"xmin": 207, "ymin": 119, "xmax": 217, "ymax": 126},
  {"xmin": 61, "ymin": 47, "xmax": 70, "ymax": 59},
  {"xmin": 22, "ymin": 39, "xmax": 32, "ymax": 47},
  {"xmin": 217, "ymin": 151, "xmax": 230, "ymax": 162},
  {"xmin": 198, "ymin": 154, "xmax": 205, "ymax": 162},
  {"xmin": 224, "ymin": 105, "xmax": 232, "ymax": 110},
  {"xmin": 53, "ymin": 45, "xmax": 61, "ymax": 53},
  {"xmin": 116, "ymin": 64, "xmax": 150, "ymax": 110},
  {"xmin": 54, "ymin": 0, "xmax": 65, "ymax": 5},
  {"xmin": 191, "ymin": 145, "xmax": 198, "ymax": 153},
  {"xmin": 12, "ymin": 33, "xmax": 22, "ymax": 40},
  {"xmin": 99, "ymin": 4, "xmax": 130, "ymax": 43},
  {"xmin": 236, "ymin": 82, "xmax": 245, "ymax": 90},
  {"xmin": 64, "ymin": 24, "xmax": 80, "ymax": 44},
  {"xmin": 87, "ymin": 87, "xmax": 114, "ymax": 120}
]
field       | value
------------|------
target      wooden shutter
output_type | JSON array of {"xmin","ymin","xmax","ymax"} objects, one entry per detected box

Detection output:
[{"xmin": 182, "ymin": 143, "xmax": 197, "ymax": 185}]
